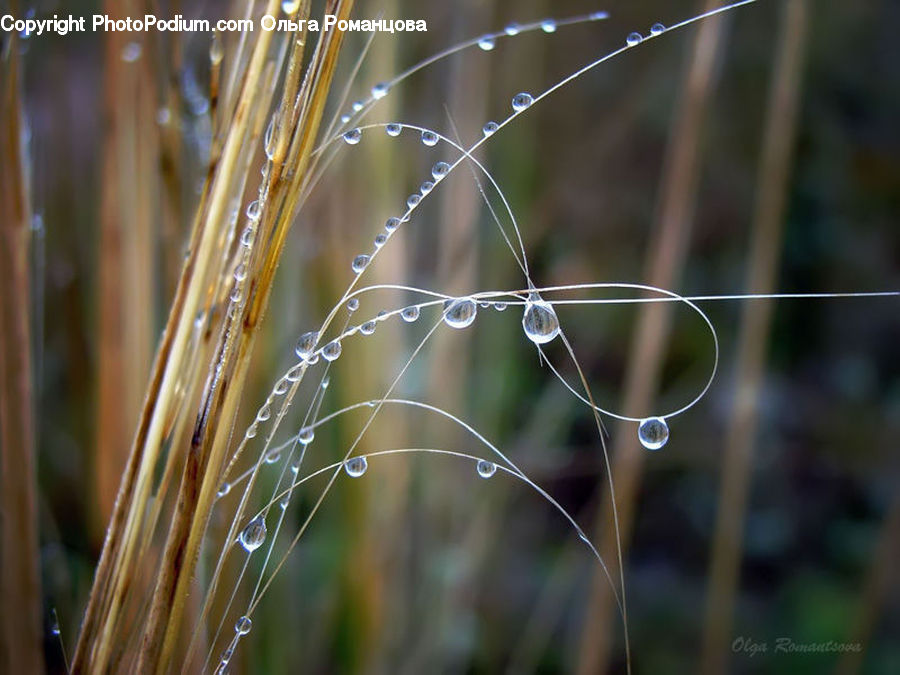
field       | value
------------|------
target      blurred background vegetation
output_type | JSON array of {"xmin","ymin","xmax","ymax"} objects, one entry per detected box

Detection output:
[{"xmin": 3, "ymin": 0, "xmax": 899, "ymax": 672}]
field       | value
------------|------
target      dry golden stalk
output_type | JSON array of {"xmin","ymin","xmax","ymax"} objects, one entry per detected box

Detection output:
[{"xmin": 0, "ymin": 28, "xmax": 44, "ymax": 675}]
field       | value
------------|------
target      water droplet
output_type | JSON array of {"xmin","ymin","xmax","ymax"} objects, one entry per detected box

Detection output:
[
  {"xmin": 385, "ymin": 217, "xmax": 400, "ymax": 232},
  {"xmin": 479, "ymin": 301, "xmax": 491, "ymax": 309},
  {"xmin": 321, "ymin": 376, "xmax": 330, "ymax": 389},
  {"xmin": 235, "ymin": 616, "xmax": 252, "ymax": 635},
  {"xmin": 279, "ymin": 494, "xmax": 290, "ymax": 510},
  {"xmin": 421, "ymin": 130, "xmax": 439, "ymax": 147},
  {"xmin": 239, "ymin": 516, "xmax": 267, "ymax": 552},
  {"xmin": 209, "ymin": 35, "xmax": 224, "ymax": 65},
  {"xmin": 286, "ymin": 364, "xmax": 303, "ymax": 382},
  {"xmin": 50, "ymin": 614, "xmax": 60, "ymax": 636},
  {"xmin": 407, "ymin": 194, "xmax": 421, "ymax": 209},
  {"xmin": 352, "ymin": 254, "xmax": 370, "ymax": 273},
  {"xmin": 477, "ymin": 36, "xmax": 495, "ymax": 51},
  {"xmin": 257, "ymin": 404, "xmax": 271, "ymax": 422},
  {"xmin": 246, "ymin": 200, "xmax": 261, "ymax": 221},
  {"xmin": 443, "ymin": 297, "xmax": 477, "ymax": 329},
  {"xmin": 420, "ymin": 181, "xmax": 434, "ymax": 195},
  {"xmin": 343, "ymin": 128, "xmax": 362, "ymax": 145},
  {"xmin": 234, "ymin": 264, "xmax": 247, "ymax": 282},
  {"xmin": 344, "ymin": 456, "xmax": 368, "ymax": 477},
  {"xmin": 246, "ymin": 424, "xmax": 258, "ymax": 439},
  {"xmin": 504, "ymin": 22, "xmax": 520, "ymax": 36},
  {"xmin": 282, "ymin": 0, "xmax": 300, "ymax": 14},
  {"xmin": 494, "ymin": 301, "xmax": 508, "ymax": 311},
  {"xmin": 295, "ymin": 331, "xmax": 318, "ymax": 360},
  {"xmin": 638, "ymin": 417, "xmax": 669, "ymax": 450},
  {"xmin": 386, "ymin": 123, "xmax": 402, "ymax": 137},
  {"xmin": 274, "ymin": 378, "xmax": 289, "ymax": 395},
  {"xmin": 512, "ymin": 92, "xmax": 534, "ymax": 112},
  {"xmin": 360, "ymin": 321, "xmax": 376, "ymax": 336},
  {"xmin": 650, "ymin": 22, "xmax": 665, "ymax": 36},
  {"xmin": 240, "ymin": 226, "xmax": 255, "ymax": 247},
  {"xmin": 230, "ymin": 287, "xmax": 242, "ymax": 304},
  {"xmin": 121, "ymin": 42, "xmax": 142, "ymax": 63},
  {"xmin": 340, "ymin": 113, "xmax": 351, "ymax": 124},
  {"xmin": 299, "ymin": 427, "xmax": 314, "ymax": 444},
  {"xmin": 377, "ymin": 310, "xmax": 388, "ymax": 319},
  {"xmin": 264, "ymin": 448, "xmax": 281, "ymax": 464},
  {"xmin": 322, "ymin": 340, "xmax": 342, "ymax": 362},
  {"xmin": 347, "ymin": 298, "xmax": 360, "ymax": 313},
  {"xmin": 221, "ymin": 646, "xmax": 234, "ymax": 665},
  {"xmin": 372, "ymin": 81, "xmax": 390, "ymax": 99},
  {"xmin": 374, "ymin": 233, "xmax": 388, "ymax": 248},
  {"xmin": 264, "ymin": 116, "xmax": 277, "ymax": 159},
  {"xmin": 432, "ymin": 162, "xmax": 451, "ymax": 180},
  {"xmin": 522, "ymin": 296, "xmax": 560, "ymax": 344},
  {"xmin": 626, "ymin": 32, "xmax": 643, "ymax": 46},
  {"xmin": 541, "ymin": 20, "xmax": 557, "ymax": 33},
  {"xmin": 483, "ymin": 121, "xmax": 499, "ymax": 137},
  {"xmin": 401, "ymin": 306, "xmax": 420, "ymax": 322},
  {"xmin": 217, "ymin": 482, "xmax": 231, "ymax": 498},
  {"xmin": 476, "ymin": 460, "xmax": 497, "ymax": 478},
  {"xmin": 590, "ymin": 11, "xmax": 610, "ymax": 20}
]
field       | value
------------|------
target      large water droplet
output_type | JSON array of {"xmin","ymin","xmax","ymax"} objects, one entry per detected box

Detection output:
[
  {"xmin": 541, "ymin": 19, "xmax": 557, "ymax": 33},
  {"xmin": 385, "ymin": 217, "xmax": 400, "ymax": 232},
  {"xmin": 264, "ymin": 448, "xmax": 281, "ymax": 464},
  {"xmin": 239, "ymin": 516, "xmax": 267, "ymax": 552},
  {"xmin": 638, "ymin": 417, "xmax": 669, "ymax": 450},
  {"xmin": 240, "ymin": 226, "xmax": 255, "ymax": 247},
  {"xmin": 421, "ymin": 130, "xmax": 439, "ymax": 147},
  {"xmin": 345, "ymin": 456, "xmax": 368, "ymax": 477},
  {"xmin": 626, "ymin": 32, "xmax": 643, "ymax": 46},
  {"xmin": 371, "ymin": 81, "xmax": 390, "ymax": 99},
  {"xmin": 235, "ymin": 616, "xmax": 252, "ymax": 635},
  {"xmin": 650, "ymin": 22, "xmax": 665, "ymax": 36},
  {"xmin": 443, "ymin": 297, "xmax": 477, "ymax": 329},
  {"xmin": 374, "ymin": 233, "xmax": 388, "ymax": 248},
  {"xmin": 256, "ymin": 404, "xmax": 271, "ymax": 422},
  {"xmin": 295, "ymin": 331, "xmax": 318, "ymax": 360},
  {"xmin": 504, "ymin": 22, "xmax": 520, "ymax": 36},
  {"xmin": 386, "ymin": 123, "xmax": 402, "ymax": 137},
  {"xmin": 347, "ymin": 298, "xmax": 360, "ymax": 313},
  {"xmin": 477, "ymin": 36, "xmax": 495, "ymax": 51},
  {"xmin": 360, "ymin": 321, "xmax": 376, "ymax": 335},
  {"xmin": 352, "ymin": 254, "xmax": 370, "ymax": 273},
  {"xmin": 246, "ymin": 200, "xmax": 261, "ymax": 221},
  {"xmin": 401, "ymin": 306, "xmax": 420, "ymax": 322},
  {"xmin": 299, "ymin": 427, "xmax": 314, "ymax": 444},
  {"xmin": 432, "ymin": 162, "xmax": 451, "ymax": 180},
  {"xmin": 522, "ymin": 296, "xmax": 560, "ymax": 345},
  {"xmin": 322, "ymin": 340, "xmax": 342, "ymax": 362},
  {"xmin": 476, "ymin": 460, "xmax": 497, "ymax": 478},
  {"xmin": 420, "ymin": 180, "xmax": 434, "ymax": 195},
  {"xmin": 343, "ymin": 128, "xmax": 362, "ymax": 145},
  {"xmin": 511, "ymin": 92, "xmax": 534, "ymax": 112},
  {"xmin": 483, "ymin": 121, "xmax": 499, "ymax": 137},
  {"xmin": 274, "ymin": 378, "xmax": 289, "ymax": 395},
  {"xmin": 407, "ymin": 194, "xmax": 421, "ymax": 209}
]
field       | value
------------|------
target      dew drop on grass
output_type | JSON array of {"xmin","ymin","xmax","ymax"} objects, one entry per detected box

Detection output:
[
  {"xmin": 494, "ymin": 301, "xmax": 508, "ymax": 311},
  {"xmin": 432, "ymin": 162, "xmax": 451, "ymax": 180},
  {"xmin": 638, "ymin": 417, "xmax": 669, "ymax": 450},
  {"xmin": 246, "ymin": 200, "xmax": 261, "ymax": 221},
  {"xmin": 286, "ymin": 365, "xmax": 303, "ymax": 382},
  {"xmin": 401, "ymin": 306, "xmax": 420, "ymax": 322},
  {"xmin": 541, "ymin": 20, "xmax": 557, "ymax": 33},
  {"xmin": 483, "ymin": 121, "xmax": 499, "ymax": 137},
  {"xmin": 420, "ymin": 181, "xmax": 434, "ymax": 195},
  {"xmin": 374, "ymin": 233, "xmax": 388, "ymax": 248},
  {"xmin": 512, "ymin": 92, "xmax": 534, "ymax": 112},
  {"xmin": 282, "ymin": 0, "xmax": 300, "ymax": 14},
  {"xmin": 274, "ymin": 378, "xmax": 289, "ymax": 395},
  {"xmin": 372, "ymin": 81, "xmax": 390, "ymax": 99},
  {"xmin": 522, "ymin": 296, "xmax": 560, "ymax": 344},
  {"xmin": 407, "ymin": 194, "xmax": 421, "ymax": 209},
  {"xmin": 627, "ymin": 32, "xmax": 643, "ymax": 46},
  {"xmin": 209, "ymin": 35, "xmax": 224, "ymax": 65},
  {"xmin": 385, "ymin": 217, "xmax": 400, "ymax": 232},
  {"xmin": 239, "ymin": 517, "xmax": 267, "ymax": 552},
  {"xmin": 234, "ymin": 264, "xmax": 247, "ymax": 282},
  {"xmin": 504, "ymin": 22, "xmax": 520, "ymax": 36},
  {"xmin": 650, "ymin": 22, "xmax": 666, "ymax": 35},
  {"xmin": 421, "ymin": 130, "xmax": 439, "ymax": 147},
  {"xmin": 246, "ymin": 424, "xmax": 258, "ymax": 439},
  {"xmin": 235, "ymin": 616, "xmax": 252, "ymax": 635},
  {"xmin": 360, "ymin": 321, "xmax": 376, "ymax": 335},
  {"xmin": 443, "ymin": 297, "xmax": 477, "ymax": 329},
  {"xmin": 256, "ymin": 404, "xmax": 271, "ymax": 422},
  {"xmin": 344, "ymin": 456, "xmax": 368, "ymax": 477},
  {"xmin": 347, "ymin": 298, "xmax": 360, "ymax": 313},
  {"xmin": 590, "ymin": 11, "xmax": 610, "ymax": 20},
  {"xmin": 322, "ymin": 340, "xmax": 342, "ymax": 362},
  {"xmin": 217, "ymin": 482, "xmax": 231, "ymax": 498},
  {"xmin": 264, "ymin": 117, "xmax": 277, "ymax": 159},
  {"xmin": 386, "ymin": 123, "xmax": 402, "ymax": 137},
  {"xmin": 477, "ymin": 36, "xmax": 495, "ymax": 51},
  {"xmin": 343, "ymin": 128, "xmax": 362, "ymax": 145},
  {"xmin": 264, "ymin": 449, "xmax": 280, "ymax": 464},
  {"xmin": 352, "ymin": 100, "xmax": 364, "ymax": 112},
  {"xmin": 240, "ymin": 226, "xmax": 255, "ymax": 247},
  {"xmin": 295, "ymin": 331, "xmax": 318, "ymax": 360},
  {"xmin": 340, "ymin": 113, "xmax": 351, "ymax": 124},
  {"xmin": 351, "ymin": 254, "xmax": 370, "ymax": 273},
  {"xmin": 299, "ymin": 427, "xmax": 314, "ymax": 444},
  {"xmin": 476, "ymin": 460, "xmax": 497, "ymax": 478}
]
